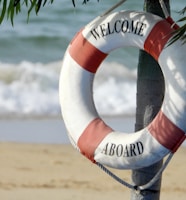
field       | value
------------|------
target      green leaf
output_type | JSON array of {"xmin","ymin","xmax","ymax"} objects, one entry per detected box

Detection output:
[
  {"xmin": 7, "ymin": 0, "xmax": 15, "ymax": 26},
  {"xmin": 43, "ymin": 0, "xmax": 48, "ymax": 7},
  {"xmin": 27, "ymin": 0, "xmax": 37, "ymax": 22},
  {"xmin": 178, "ymin": 6, "xmax": 186, "ymax": 15},
  {"xmin": 15, "ymin": 2, "xmax": 21, "ymax": 15},
  {"xmin": 36, "ymin": 0, "xmax": 43, "ymax": 14},
  {"xmin": 72, "ymin": 0, "xmax": 75, "ymax": 7},
  {"xmin": 168, "ymin": 24, "xmax": 186, "ymax": 46},
  {"xmin": 177, "ymin": 16, "xmax": 186, "ymax": 23},
  {"xmin": 0, "ymin": 0, "xmax": 7, "ymax": 24}
]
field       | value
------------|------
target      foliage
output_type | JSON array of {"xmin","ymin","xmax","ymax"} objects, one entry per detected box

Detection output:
[
  {"xmin": 168, "ymin": 6, "xmax": 186, "ymax": 45},
  {"xmin": 0, "ymin": 0, "xmax": 54, "ymax": 25},
  {"xmin": 0, "ymin": 0, "xmax": 94, "ymax": 25}
]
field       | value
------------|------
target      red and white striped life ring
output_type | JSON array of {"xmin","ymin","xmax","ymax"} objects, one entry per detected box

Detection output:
[{"xmin": 59, "ymin": 10, "xmax": 186, "ymax": 169}]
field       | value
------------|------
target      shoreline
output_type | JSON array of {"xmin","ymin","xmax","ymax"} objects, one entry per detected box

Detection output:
[
  {"xmin": 0, "ymin": 116, "xmax": 185, "ymax": 147},
  {"xmin": 0, "ymin": 116, "xmax": 135, "ymax": 144}
]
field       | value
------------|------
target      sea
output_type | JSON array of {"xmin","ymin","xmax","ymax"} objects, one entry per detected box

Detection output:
[{"xmin": 0, "ymin": 0, "xmax": 185, "ymax": 119}]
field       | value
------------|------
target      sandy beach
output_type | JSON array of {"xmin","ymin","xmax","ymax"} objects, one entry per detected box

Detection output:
[{"xmin": 0, "ymin": 142, "xmax": 185, "ymax": 200}]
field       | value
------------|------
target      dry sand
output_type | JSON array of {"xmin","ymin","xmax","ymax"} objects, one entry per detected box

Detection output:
[{"xmin": 0, "ymin": 142, "xmax": 185, "ymax": 200}]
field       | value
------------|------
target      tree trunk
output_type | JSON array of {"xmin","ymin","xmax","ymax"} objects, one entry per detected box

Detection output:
[{"xmin": 131, "ymin": 0, "xmax": 170, "ymax": 199}]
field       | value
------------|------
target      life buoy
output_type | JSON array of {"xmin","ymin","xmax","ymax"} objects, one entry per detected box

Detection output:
[{"xmin": 59, "ymin": 10, "xmax": 186, "ymax": 169}]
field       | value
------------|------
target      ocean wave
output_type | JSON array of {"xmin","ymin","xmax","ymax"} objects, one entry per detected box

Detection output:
[{"xmin": 0, "ymin": 60, "xmax": 137, "ymax": 118}]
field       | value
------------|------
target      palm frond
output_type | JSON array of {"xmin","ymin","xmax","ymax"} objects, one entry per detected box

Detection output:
[
  {"xmin": 168, "ymin": 24, "xmax": 186, "ymax": 46},
  {"xmin": 168, "ymin": 7, "xmax": 186, "ymax": 46},
  {"xmin": 178, "ymin": 6, "xmax": 186, "ymax": 15},
  {"xmin": 0, "ymin": 0, "xmax": 55, "ymax": 25}
]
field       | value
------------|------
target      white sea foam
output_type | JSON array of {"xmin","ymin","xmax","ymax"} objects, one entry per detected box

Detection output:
[{"xmin": 0, "ymin": 60, "xmax": 137, "ymax": 118}]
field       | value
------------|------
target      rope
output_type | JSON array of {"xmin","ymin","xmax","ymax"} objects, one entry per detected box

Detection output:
[
  {"xmin": 96, "ymin": 152, "xmax": 174, "ymax": 191},
  {"xmin": 96, "ymin": 162, "xmax": 135, "ymax": 190},
  {"xmin": 68, "ymin": 131, "xmax": 173, "ymax": 191},
  {"xmin": 159, "ymin": 0, "xmax": 170, "ymax": 18},
  {"xmin": 137, "ymin": 153, "xmax": 173, "ymax": 190},
  {"xmin": 101, "ymin": 0, "xmax": 127, "ymax": 17},
  {"xmin": 70, "ymin": 132, "xmax": 174, "ymax": 191}
]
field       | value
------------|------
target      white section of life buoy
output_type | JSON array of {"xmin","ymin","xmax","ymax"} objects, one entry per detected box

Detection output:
[{"xmin": 59, "ymin": 10, "xmax": 186, "ymax": 169}]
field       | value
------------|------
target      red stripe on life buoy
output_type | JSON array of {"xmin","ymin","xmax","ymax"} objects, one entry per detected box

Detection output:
[
  {"xmin": 69, "ymin": 31, "xmax": 107, "ymax": 73},
  {"xmin": 148, "ymin": 111, "xmax": 186, "ymax": 152},
  {"xmin": 78, "ymin": 118, "xmax": 113, "ymax": 162},
  {"xmin": 144, "ymin": 19, "xmax": 174, "ymax": 61}
]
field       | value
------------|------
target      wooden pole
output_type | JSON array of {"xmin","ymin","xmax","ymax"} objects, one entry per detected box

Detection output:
[{"xmin": 131, "ymin": 0, "xmax": 170, "ymax": 199}]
